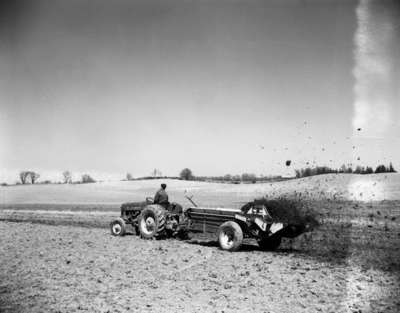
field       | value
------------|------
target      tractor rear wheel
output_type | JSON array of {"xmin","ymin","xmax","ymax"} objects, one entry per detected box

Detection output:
[
  {"xmin": 110, "ymin": 218, "xmax": 127, "ymax": 236},
  {"xmin": 258, "ymin": 235, "xmax": 282, "ymax": 251},
  {"xmin": 138, "ymin": 205, "xmax": 166, "ymax": 239},
  {"xmin": 218, "ymin": 221, "xmax": 243, "ymax": 251}
]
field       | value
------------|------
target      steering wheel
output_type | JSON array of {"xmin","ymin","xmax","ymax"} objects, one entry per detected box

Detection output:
[{"xmin": 146, "ymin": 197, "xmax": 154, "ymax": 204}]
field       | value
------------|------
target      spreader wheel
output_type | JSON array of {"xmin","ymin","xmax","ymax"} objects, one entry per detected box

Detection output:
[{"xmin": 218, "ymin": 221, "xmax": 243, "ymax": 252}]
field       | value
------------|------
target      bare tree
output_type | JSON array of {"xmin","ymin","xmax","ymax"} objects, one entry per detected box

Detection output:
[
  {"xmin": 19, "ymin": 171, "xmax": 29, "ymax": 184},
  {"xmin": 28, "ymin": 171, "xmax": 40, "ymax": 184},
  {"xmin": 151, "ymin": 168, "xmax": 162, "ymax": 177},
  {"xmin": 339, "ymin": 164, "xmax": 347, "ymax": 173},
  {"xmin": 63, "ymin": 171, "xmax": 72, "ymax": 184},
  {"xmin": 126, "ymin": 172, "xmax": 133, "ymax": 180}
]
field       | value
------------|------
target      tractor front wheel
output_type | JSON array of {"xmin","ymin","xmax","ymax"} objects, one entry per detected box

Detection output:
[
  {"xmin": 110, "ymin": 218, "xmax": 127, "ymax": 236},
  {"xmin": 218, "ymin": 221, "xmax": 243, "ymax": 252}
]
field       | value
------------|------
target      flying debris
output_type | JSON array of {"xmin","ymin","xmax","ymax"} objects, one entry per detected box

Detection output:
[
  {"xmin": 357, "ymin": 128, "xmax": 362, "ymax": 131},
  {"xmin": 285, "ymin": 160, "xmax": 291, "ymax": 166},
  {"xmin": 259, "ymin": 145, "xmax": 265, "ymax": 150}
]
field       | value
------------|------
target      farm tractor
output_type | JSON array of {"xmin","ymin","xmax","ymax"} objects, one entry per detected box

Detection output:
[{"xmin": 110, "ymin": 196, "xmax": 312, "ymax": 252}]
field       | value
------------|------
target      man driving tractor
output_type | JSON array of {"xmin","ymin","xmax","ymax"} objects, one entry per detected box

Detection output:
[
  {"xmin": 154, "ymin": 183, "xmax": 169, "ymax": 208},
  {"xmin": 153, "ymin": 183, "xmax": 183, "ymax": 215}
]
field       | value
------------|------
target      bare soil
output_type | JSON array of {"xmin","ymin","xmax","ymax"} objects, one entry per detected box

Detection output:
[
  {"xmin": 1, "ymin": 176, "xmax": 400, "ymax": 312},
  {"xmin": 1, "ymin": 200, "xmax": 400, "ymax": 313}
]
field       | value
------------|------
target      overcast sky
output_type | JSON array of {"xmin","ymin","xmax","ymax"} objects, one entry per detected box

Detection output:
[{"xmin": 1, "ymin": 0, "xmax": 399, "ymax": 182}]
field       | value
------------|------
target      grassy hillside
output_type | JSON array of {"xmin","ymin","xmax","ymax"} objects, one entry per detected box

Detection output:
[{"xmin": 1, "ymin": 173, "xmax": 399, "ymax": 208}]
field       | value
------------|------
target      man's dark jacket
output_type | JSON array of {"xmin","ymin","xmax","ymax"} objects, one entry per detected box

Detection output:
[{"xmin": 154, "ymin": 188, "xmax": 169, "ymax": 205}]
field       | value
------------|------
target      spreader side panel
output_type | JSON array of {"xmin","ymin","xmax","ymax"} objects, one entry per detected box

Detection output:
[{"xmin": 186, "ymin": 208, "xmax": 238, "ymax": 234}]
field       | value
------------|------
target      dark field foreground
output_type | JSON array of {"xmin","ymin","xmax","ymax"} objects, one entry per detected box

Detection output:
[{"xmin": 1, "ymin": 200, "xmax": 400, "ymax": 313}]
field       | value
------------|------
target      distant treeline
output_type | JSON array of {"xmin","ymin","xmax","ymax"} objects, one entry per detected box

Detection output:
[
  {"xmin": 295, "ymin": 163, "xmax": 396, "ymax": 178},
  {"xmin": 128, "ymin": 174, "xmax": 287, "ymax": 184},
  {"xmin": 1, "ymin": 163, "xmax": 397, "ymax": 186},
  {"xmin": 127, "ymin": 169, "xmax": 287, "ymax": 184},
  {"xmin": 131, "ymin": 176, "xmax": 181, "ymax": 181},
  {"xmin": 192, "ymin": 174, "xmax": 289, "ymax": 184},
  {"xmin": 0, "ymin": 171, "xmax": 98, "ymax": 186}
]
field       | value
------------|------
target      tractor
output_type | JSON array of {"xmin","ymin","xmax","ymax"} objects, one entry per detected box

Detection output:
[
  {"xmin": 110, "ymin": 197, "xmax": 185, "ymax": 239},
  {"xmin": 110, "ymin": 196, "xmax": 315, "ymax": 252}
]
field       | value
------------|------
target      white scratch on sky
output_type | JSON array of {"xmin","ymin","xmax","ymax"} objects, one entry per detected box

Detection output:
[{"xmin": 353, "ymin": 0, "xmax": 399, "ymax": 138}]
